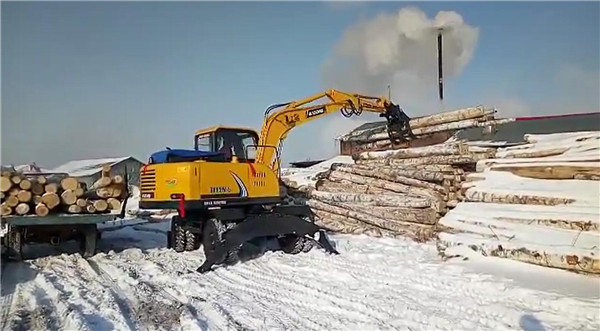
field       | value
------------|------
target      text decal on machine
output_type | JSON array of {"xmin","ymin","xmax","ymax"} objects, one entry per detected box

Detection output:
[{"xmin": 306, "ymin": 107, "xmax": 326, "ymax": 118}]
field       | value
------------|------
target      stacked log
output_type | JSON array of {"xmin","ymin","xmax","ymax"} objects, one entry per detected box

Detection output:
[
  {"xmin": 0, "ymin": 163, "xmax": 128, "ymax": 217},
  {"xmin": 437, "ymin": 131, "xmax": 600, "ymax": 275},
  {"xmin": 338, "ymin": 105, "xmax": 513, "ymax": 155},
  {"xmin": 293, "ymin": 141, "xmax": 496, "ymax": 242}
]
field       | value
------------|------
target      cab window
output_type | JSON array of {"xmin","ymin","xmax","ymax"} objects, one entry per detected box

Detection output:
[
  {"xmin": 215, "ymin": 129, "xmax": 257, "ymax": 161},
  {"xmin": 195, "ymin": 134, "xmax": 212, "ymax": 152}
]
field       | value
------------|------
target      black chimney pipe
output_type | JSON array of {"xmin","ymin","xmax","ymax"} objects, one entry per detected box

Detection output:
[{"xmin": 437, "ymin": 29, "xmax": 443, "ymax": 101}]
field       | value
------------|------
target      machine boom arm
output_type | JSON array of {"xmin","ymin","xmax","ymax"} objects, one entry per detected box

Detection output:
[{"xmin": 255, "ymin": 89, "xmax": 412, "ymax": 173}]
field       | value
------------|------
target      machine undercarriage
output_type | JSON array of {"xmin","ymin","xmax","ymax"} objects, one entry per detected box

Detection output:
[{"xmin": 167, "ymin": 203, "xmax": 339, "ymax": 273}]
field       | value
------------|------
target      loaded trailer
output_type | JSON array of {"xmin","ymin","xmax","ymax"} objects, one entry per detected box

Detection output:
[
  {"xmin": 1, "ymin": 169, "xmax": 131, "ymax": 261},
  {"xmin": 1, "ymin": 212, "xmax": 126, "ymax": 261}
]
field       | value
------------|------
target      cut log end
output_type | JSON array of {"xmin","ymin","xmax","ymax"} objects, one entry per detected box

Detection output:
[
  {"xmin": 35, "ymin": 203, "xmax": 49, "ymax": 217},
  {"xmin": 31, "ymin": 182, "xmax": 45, "ymax": 195},
  {"xmin": 10, "ymin": 176, "xmax": 22, "ymax": 185},
  {"xmin": 17, "ymin": 190, "xmax": 32, "ymax": 203},
  {"xmin": 41, "ymin": 192, "xmax": 60, "ymax": 209},
  {"xmin": 61, "ymin": 190, "xmax": 77, "ymax": 205},
  {"xmin": 15, "ymin": 203, "xmax": 30, "ymax": 215},
  {"xmin": 92, "ymin": 200, "xmax": 108, "ymax": 212},
  {"xmin": 19, "ymin": 179, "xmax": 32, "ymax": 190},
  {"xmin": 76, "ymin": 198, "xmax": 88, "ymax": 208},
  {"xmin": 37, "ymin": 175, "xmax": 47, "ymax": 185},
  {"xmin": 107, "ymin": 198, "xmax": 121, "ymax": 210},
  {"xmin": 112, "ymin": 175, "xmax": 124, "ymax": 185},
  {"xmin": 85, "ymin": 205, "xmax": 97, "ymax": 213},
  {"xmin": 1, "ymin": 203, "xmax": 12, "ymax": 216},
  {"xmin": 61, "ymin": 177, "xmax": 79, "ymax": 191},
  {"xmin": 67, "ymin": 205, "xmax": 82, "ymax": 214},
  {"xmin": 45, "ymin": 183, "xmax": 59, "ymax": 194},
  {"xmin": 0, "ymin": 177, "xmax": 12, "ymax": 193},
  {"xmin": 5, "ymin": 195, "xmax": 19, "ymax": 208}
]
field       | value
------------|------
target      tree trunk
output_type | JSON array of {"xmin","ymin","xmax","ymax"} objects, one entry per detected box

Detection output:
[
  {"xmin": 5, "ymin": 195, "xmax": 19, "ymax": 208},
  {"xmin": 33, "ymin": 195, "xmax": 43, "ymax": 204},
  {"xmin": 96, "ymin": 184, "xmax": 124, "ymax": 199},
  {"xmin": 315, "ymin": 198, "xmax": 438, "ymax": 225},
  {"xmin": 309, "ymin": 190, "xmax": 431, "ymax": 208},
  {"xmin": 76, "ymin": 198, "xmax": 88, "ymax": 208},
  {"xmin": 74, "ymin": 187, "xmax": 85, "ymax": 197},
  {"xmin": 67, "ymin": 205, "xmax": 82, "ymax": 214},
  {"xmin": 91, "ymin": 177, "xmax": 112, "ymax": 190},
  {"xmin": 315, "ymin": 180, "xmax": 389, "ymax": 195},
  {"xmin": 35, "ymin": 203, "xmax": 49, "ymax": 217},
  {"xmin": 107, "ymin": 198, "xmax": 121, "ymax": 210},
  {"xmin": 19, "ymin": 179, "xmax": 32, "ymax": 190},
  {"xmin": 41, "ymin": 192, "xmax": 60, "ymax": 209},
  {"xmin": 490, "ymin": 164, "xmax": 600, "ymax": 180},
  {"xmin": 10, "ymin": 175, "xmax": 22, "ymax": 185},
  {"xmin": 307, "ymin": 200, "xmax": 434, "ymax": 241},
  {"xmin": 85, "ymin": 204, "xmax": 97, "ymax": 214},
  {"xmin": 8, "ymin": 188, "xmax": 20, "ymax": 196},
  {"xmin": 30, "ymin": 182, "xmax": 45, "ymax": 195},
  {"xmin": 36, "ymin": 175, "xmax": 47, "ymax": 185},
  {"xmin": 328, "ymin": 171, "xmax": 444, "ymax": 212},
  {"xmin": 101, "ymin": 163, "xmax": 111, "ymax": 178},
  {"xmin": 312, "ymin": 209, "xmax": 399, "ymax": 238},
  {"xmin": 112, "ymin": 175, "xmax": 124, "ymax": 185},
  {"xmin": 45, "ymin": 183, "xmax": 59, "ymax": 194},
  {"xmin": 60, "ymin": 189, "xmax": 77, "ymax": 205},
  {"xmin": 60, "ymin": 177, "xmax": 79, "ymax": 191},
  {"xmin": 409, "ymin": 106, "xmax": 491, "ymax": 129},
  {"xmin": 411, "ymin": 118, "xmax": 514, "ymax": 136},
  {"xmin": 349, "ymin": 164, "xmax": 445, "ymax": 182},
  {"xmin": 465, "ymin": 190, "xmax": 575, "ymax": 206},
  {"xmin": 15, "ymin": 203, "xmax": 30, "ymax": 215},
  {"xmin": 333, "ymin": 165, "xmax": 448, "ymax": 194},
  {"xmin": 0, "ymin": 177, "xmax": 12, "ymax": 193},
  {"xmin": 356, "ymin": 143, "xmax": 467, "ymax": 160},
  {"xmin": 92, "ymin": 200, "xmax": 108, "ymax": 212},
  {"xmin": 1, "ymin": 203, "xmax": 12, "ymax": 216},
  {"xmin": 17, "ymin": 190, "xmax": 32, "ymax": 203},
  {"xmin": 356, "ymin": 155, "xmax": 486, "ymax": 167}
]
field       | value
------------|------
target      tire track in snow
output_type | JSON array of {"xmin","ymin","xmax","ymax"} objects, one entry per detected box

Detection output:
[
  {"xmin": 82, "ymin": 258, "xmax": 146, "ymax": 331},
  {"xmin": 233, "ymin": 260, "xmax": 396, "ymax": 326}
]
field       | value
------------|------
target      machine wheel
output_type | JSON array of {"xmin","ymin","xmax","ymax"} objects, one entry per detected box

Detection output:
[
  {"xmin": 202, "ymin": 218, "xmax": 238, "ymax": 264},
  {"xmin": 172, "ymin": 217, "xmax": 186, "ymax": 253},
  {"xmin": 185, "ymin": 230, "xmax": 198, "ymax": 251},
  {"xmin": 279, "ymin": 235, "xmax": 309, "ymax": 255}
]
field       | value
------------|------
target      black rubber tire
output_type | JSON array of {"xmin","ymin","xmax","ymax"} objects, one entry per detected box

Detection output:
[
  {"xmin": 173, "ymin": 223, "xmax": 186, "ymax": 253},
  {"xmin": 202, "ymin": 218, "xmax": 238, "ymax": 264},
  {"xmin": 184, "ymin": 230, "xmax": 197, "ymax": 251},
  {"xmin": 279, "ymin": 235, "xmax": 306, "ymax": 255}
]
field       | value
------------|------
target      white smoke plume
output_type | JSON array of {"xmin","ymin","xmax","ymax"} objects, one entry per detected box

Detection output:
[{"xmin": 321, "ymin": 6, "xmax": 479, "ymax": 114}]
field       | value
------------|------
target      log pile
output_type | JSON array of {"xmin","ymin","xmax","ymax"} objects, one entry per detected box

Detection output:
[
  {"xmin": 338, "ymin": 105, "xmax": 513, "ymax": 155},
  {"xmin": 0, "ymin": 164, "xmax": 127, "ymax": 217},
  {"xmin": 291, "ymin": 140, "xmax": 497, "ymax": 242},
  {"xmin": 436, "ymin": 131, "xmax": 600, "ymax": 274}
]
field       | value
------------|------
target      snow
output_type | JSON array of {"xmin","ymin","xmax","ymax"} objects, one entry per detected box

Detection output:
[
  {"xmin": 281, "ymin": 155, "xmax": 354, "ymax": 187},
  {"xmin": 464, "ymin": 170, "xmax": 600, "ymax": 207},
  {"xmin": 2, "ymin": 222, "xmax": 599, "ymax": 331},
  {"xmin": 50, "ymin": 157, "xmax": 132, "ymax": 178}
]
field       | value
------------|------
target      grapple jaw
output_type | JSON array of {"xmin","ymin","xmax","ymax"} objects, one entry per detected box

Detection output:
[
  {"xmin": 380, "ymin": 103, "xmax": 415, "ymax": 143},
  {"xmin": 197, "ymin": 208, "xmax": 339, "ymax": 273}
]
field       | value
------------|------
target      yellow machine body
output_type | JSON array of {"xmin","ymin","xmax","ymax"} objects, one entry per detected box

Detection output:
[{"xmin": 139, "ymin": 126, "xmax": 281, "ymax": 210}]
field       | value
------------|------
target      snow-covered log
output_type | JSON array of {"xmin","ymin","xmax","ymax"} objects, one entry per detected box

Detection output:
[{"xmin": 309, "ymin": 190, "xmax": 431, "ymax": 208}]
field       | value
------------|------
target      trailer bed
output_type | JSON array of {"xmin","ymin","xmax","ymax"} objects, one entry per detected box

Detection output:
[{"xmin": 2, "ymin": 213, "xmax": 119, "ymax": 226}]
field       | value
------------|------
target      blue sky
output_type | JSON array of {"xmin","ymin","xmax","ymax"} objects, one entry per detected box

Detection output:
[{"xmin": 2, "ymin": 1, "xmax": 598, "ymax": 168}]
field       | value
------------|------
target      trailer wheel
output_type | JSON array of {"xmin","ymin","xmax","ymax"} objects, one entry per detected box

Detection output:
[
  {"xmin": 7, "ymin": 226, "xmax": 23, "ymax": 261},
  {"xmin": 79, "ymin": 224, "xmax": 98, "ymax": 258}
]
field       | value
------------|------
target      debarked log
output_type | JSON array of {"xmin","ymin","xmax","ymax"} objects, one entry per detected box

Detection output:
[
  {"xmin": 309, "ymin": 190, "xmax": 431, "ymax": 208},
  {"xmin": 331, "ymin": 165, "xmax": 448, "ymax": 194}
]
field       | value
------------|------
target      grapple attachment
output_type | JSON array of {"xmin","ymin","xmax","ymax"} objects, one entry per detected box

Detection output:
[{"xmin": 380, "ymin": 103, "xmax": 415, "ymax": 143}]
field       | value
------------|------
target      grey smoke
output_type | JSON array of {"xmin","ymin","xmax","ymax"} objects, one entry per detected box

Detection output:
[{"xmin": 321, "ymin": 6, "xmax": 479, "ymax": 113}]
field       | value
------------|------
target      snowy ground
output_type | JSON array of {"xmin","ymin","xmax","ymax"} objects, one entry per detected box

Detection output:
[{"xmin": 2, "ymin": 220, "xmax": 599, "ymax": 331}]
